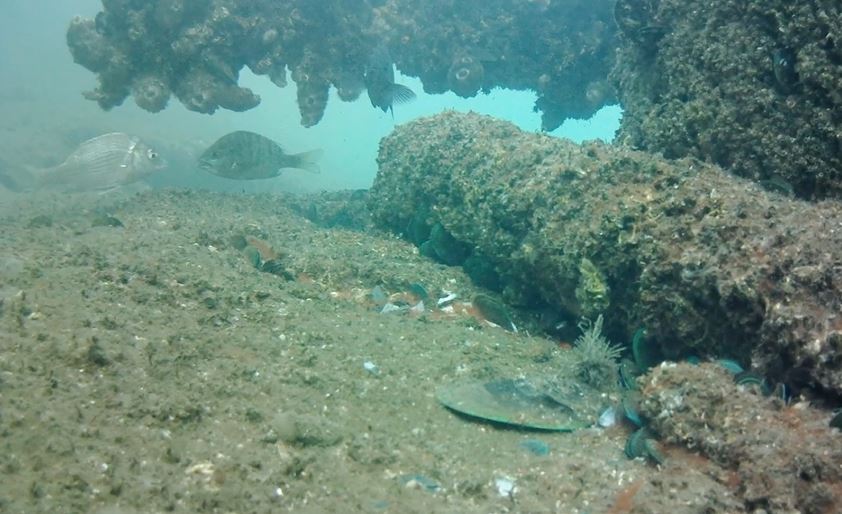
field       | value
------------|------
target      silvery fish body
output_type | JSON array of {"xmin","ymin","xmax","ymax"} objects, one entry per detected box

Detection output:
[
  {"xmin": 198, "ymin": 131, "xmax": 322, "ymax": 180},
  {"xmin": 38, "ymin": 133, "xmax": 166, "ymax": 192}
]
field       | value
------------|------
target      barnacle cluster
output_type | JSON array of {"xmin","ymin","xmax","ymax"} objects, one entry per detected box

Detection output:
[
  {"xmin": 613, "ymin": 0, "xmax": 842, "ymax": 199},
  {"xmin": 447, "ymin": 53, "xmax": 485, "ymax": 98},
  {"xmin": 131, "ymin": 75, "xmax": 171, "ymax": 113},
  {"xmin": 66, "ymin": 0, "xmax": 618, "ymax": 129}
]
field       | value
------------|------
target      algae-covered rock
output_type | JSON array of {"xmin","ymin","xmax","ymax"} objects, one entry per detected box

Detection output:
[
  {"xmin": 640, "ymin": 363, "xmax": 842, "ymax": 512},
  {"xmin": 370, "ymin": 111, "xmax": 842, "ymax": 397},
  {"xmin": 612, "ymin": 1, "xmax": 842, "ymax": 200}
]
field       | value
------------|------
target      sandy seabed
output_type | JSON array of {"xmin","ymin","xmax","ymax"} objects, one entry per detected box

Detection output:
[{"xmin": 0, "ymin": 188, "xmax": 752, "ymax": 513}]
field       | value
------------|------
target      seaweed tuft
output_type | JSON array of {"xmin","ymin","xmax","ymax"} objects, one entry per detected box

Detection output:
[{"xmin": 571, "ymin": 315, "xmax": 623, "ymax": 389}]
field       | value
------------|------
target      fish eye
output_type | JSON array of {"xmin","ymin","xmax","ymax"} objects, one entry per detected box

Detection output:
[{"xmin": 147, "ymin": 149, "xmax": 159, "ymax": 159}]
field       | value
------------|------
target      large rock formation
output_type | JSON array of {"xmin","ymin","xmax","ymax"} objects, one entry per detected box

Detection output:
[{"xmin": 369, "ymin": 111, "xmax": 842, "ymax": 397}]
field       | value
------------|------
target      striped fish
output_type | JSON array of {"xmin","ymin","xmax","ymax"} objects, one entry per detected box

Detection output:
[
  {"xmin": 0, "ymin": 133, "xmax": 166, "ymax": 193},
  {"xmin": 198, "ymin": 131, "xmax": 322, "ymax": 180}
]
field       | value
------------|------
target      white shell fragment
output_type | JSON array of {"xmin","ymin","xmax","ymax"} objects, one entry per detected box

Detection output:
[{"xmin": 494, "ymin": 476, "xmax": 517, "ymax": 498}]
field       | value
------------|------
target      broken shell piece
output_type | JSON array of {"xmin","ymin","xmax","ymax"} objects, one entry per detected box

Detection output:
[
  {"xmin": 380, "ymin": 302, "xmax": 407, "ymax": 314},
  {"xmin": 437, "ymin": 291, "xmax": 458, "ymax": 307},
  {"xmin": 494, "ymin": 476, "xmax": 517, "ymax": 497}
]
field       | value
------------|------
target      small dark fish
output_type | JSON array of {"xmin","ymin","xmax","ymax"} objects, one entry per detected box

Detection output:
[
  {"xmin": 364, "ymin": 45, "xmax": 416, "ymax": 114},
  {"xmin": 198, "ymin": 131, "xmax": 322, "ymax": 180},
  {"xmin": 759, "ymin": 176, "xmax": 795, "ymax": 197},
  {"xmin": 772, "ymin": 48, "xmax": 799, "ymax": 92},
  {"xmin": 614, "ymin": 0, "xmax": 666, "ymax": 51},
  {"xmin": 621, "ymin": 392, "xmax": 644, "ymax": 427},
  {"xmin": 830, "ymin": 410, "xmax": 842, "ymax": 430}
]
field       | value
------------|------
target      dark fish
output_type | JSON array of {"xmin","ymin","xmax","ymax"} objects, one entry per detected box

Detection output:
[
  {"xmin": 613, "ymin": 0, "xmax": 666, "ymax": 52},
  {"xmin": 759, "ymin": 176, "xmax": 795, "ymax": 197},
  {"xmin": 0, "ymin": 133, "xmax": 166, "ymax": 193},
  {"xmin": 364, "ymin": 45, "xmax": 416, "ymax": 114},
  {"xmin": 830, "ymin": 410, "xmax": 842, "ymax": 429},
  {"xmin": 198, "ymin": 131, "xmax": 322, "ymax": 180},
  {"xmin": 772, "ymin": 47, "xmax": 799, "ymax": 92}
]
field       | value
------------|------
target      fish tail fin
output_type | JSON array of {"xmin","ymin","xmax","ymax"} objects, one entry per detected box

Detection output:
[
  {"xmin": 292, "ymin": 149, "xmax": 323, "ymax": 174},
  {"xmin": 0, "ymin": 163, "xmax": 40, "ymax": 192},
  {"xmin": 390, "ymin": 83, "xmax": 416, "ymax": 105}
]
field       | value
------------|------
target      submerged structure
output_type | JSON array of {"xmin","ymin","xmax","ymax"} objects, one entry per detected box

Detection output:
[
  {"xmin": 66, "ymin": 0, "xmax": 617, "ymax": 129},
  {"xmin": 67, "ymin": 0, "xmax": 841, "ymax": 199},
  {"xmin": 64, "ymin": 1, "xmax": 842, "ymax": 393},
  {"xmin": 369, "ymin": 111, "xmax": 842, "ymax": 398}
]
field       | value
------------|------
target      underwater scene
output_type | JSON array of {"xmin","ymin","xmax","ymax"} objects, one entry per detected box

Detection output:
[{"xmin": 0, "ymin": 1, "xmax": 841, "ymax": 512}]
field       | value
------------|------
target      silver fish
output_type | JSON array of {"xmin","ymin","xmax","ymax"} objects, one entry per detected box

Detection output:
[
  {"xmin": 198, "ymin": 131, "xmax": 322, "ymax": 180},
  {"xmin": 0, "ymin": 133, "xmax": 167, "ymax": 193}
]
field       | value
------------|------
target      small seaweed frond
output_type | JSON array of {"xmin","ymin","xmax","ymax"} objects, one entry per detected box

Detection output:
[{"xmin": 571, "ymin": 315, "xmax": 624, "ymax": 388}]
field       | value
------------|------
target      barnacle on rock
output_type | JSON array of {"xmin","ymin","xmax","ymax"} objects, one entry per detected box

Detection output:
[
  {"xmin": 131, "ymin": 75, "xmax": 171, "ymax": 112},
  {"xmin": 296, "ymin": 79, "xmax": 330, "ymax": 128},
  {"xmin": 66, "ymin": 16, "xmax": 111, "ymax": 72},
  {"xmin": 584, "ymin": 79, "xmax": 614, "ymax": 108},
  {"xmin": 447, "ymin": 54, "xmax": 485, "ymax": 98},
  {"xmin": 334, "ymin": 69, "xmax": 366, "ymax": 102},
  {"xmin": 175, "ymin": 69, "xmax": 222, "ymax": 114},
  {"xmin": 68, "ymin": 1, "xmax": 619, "ymax": 127},
  {"xmin": 174, "ymin": 68, "xmax": 260, "ymax": 114}
]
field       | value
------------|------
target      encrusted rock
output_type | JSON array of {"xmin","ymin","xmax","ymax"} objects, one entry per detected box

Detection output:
[
  {"xmin": 370, "ymin": 111, "xmax": 842, "ymax": 397},
  {"xmin": 640, "ymin": 363, "xmax": 842, "ymax": 512},
  {"xmin": 66, "ymin": 0, "xmax": 618, "ymax": 128},
  {"xmin": 612, "ymin": 1, "xmax": 842, "ymax": 199}
]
